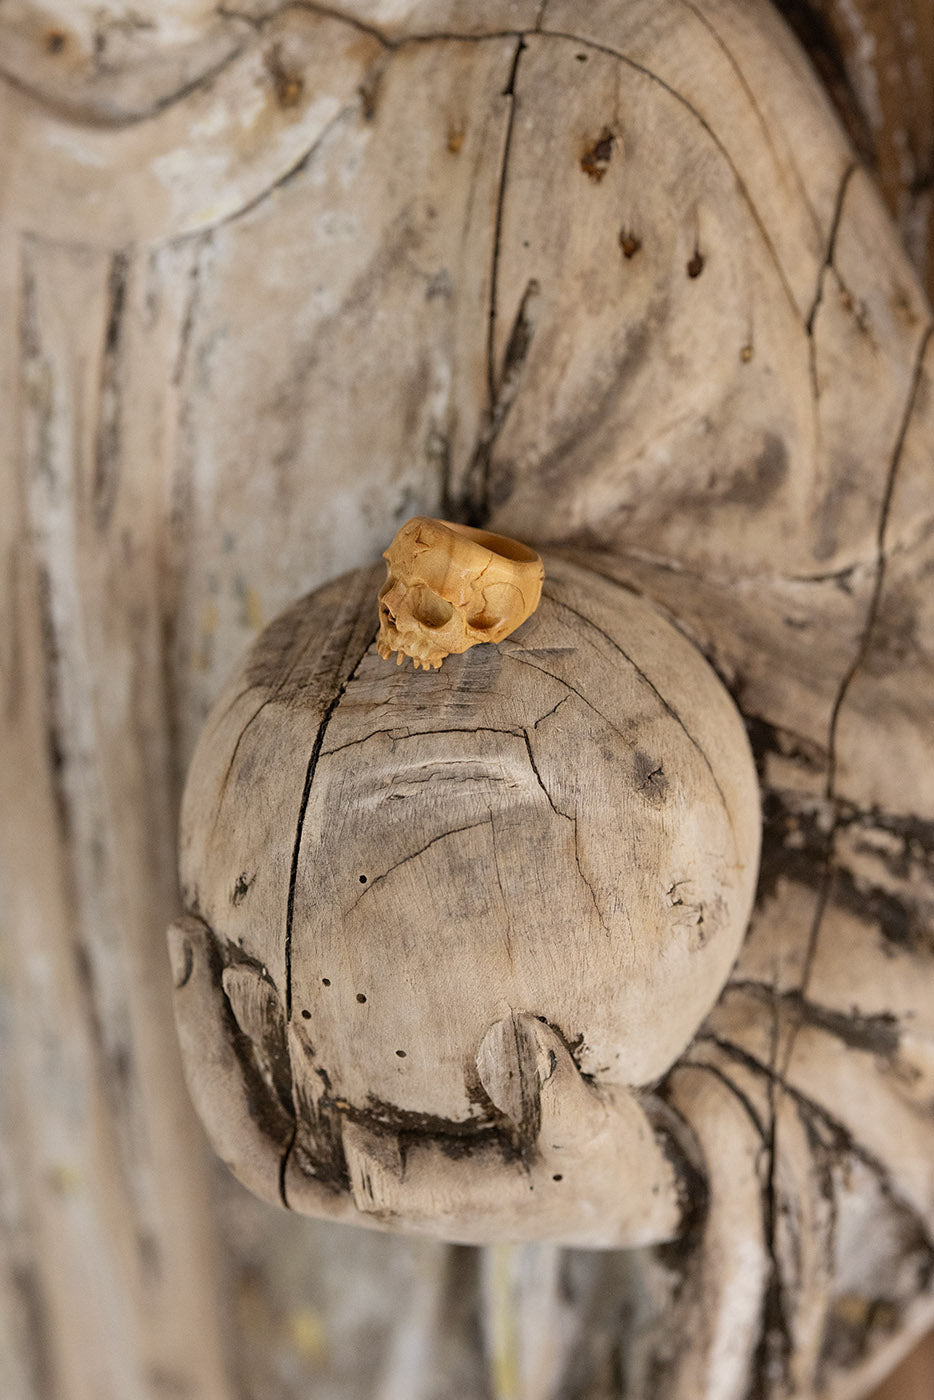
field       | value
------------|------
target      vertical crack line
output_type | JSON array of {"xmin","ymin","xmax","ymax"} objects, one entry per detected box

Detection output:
[
  {"xmin": 464, "ymin": 275, "xmax": 539, "ymax": 526},
  {"xmin": 805, "ymin": 161, "xmax": 857, "ymax": 335},
  {"xmin": 172, "ymin": 233, "xmax": 210, "ymax": 387},
  {"xmin": 284, "ymin": 623, "xmax": 377, "ymax": 1020},
  {"xmin": 753, "ymin": 984, "xmax": 791, "ymax": 1396},
  {"xmin": 488, "ymin": 34, "xmax": 527, "ymax": 405},
  {"xmin": 93, "ymin": 249, "xmax": 129, "ymax": 531},
  {"xmin": 488, "ymin": 809, "xmax": 514, "ymax": 964},
  {"xmin": 677, "ymin": 0, "xmax": 824, "ymax": 243},
  {"xmin": 824, "ymin": 320, "xmax": 933, "ymax": 803},
  {"xmin": 464, "ymin": 33, "xmax": 527, "ymax": 527},
  {"xmin": 788, "ymin": 320, "xmax": 932, "ymax": 1057},
  {"xmin": 278, "ymin": 1119, "xmax": 298, "ymax": 1209},
  {"xmin": 789, "ymin": 859, "xmax": 836, "ymax": 1053}
]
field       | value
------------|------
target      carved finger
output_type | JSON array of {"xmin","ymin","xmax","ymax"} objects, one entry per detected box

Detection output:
[
  {"xmin": 476, "ymin": 1012, "xmax": 607, "ymax": 1152},
  {"xmin": 168, "ymin": 915, "xmax": 289, "ymax": 1211}
]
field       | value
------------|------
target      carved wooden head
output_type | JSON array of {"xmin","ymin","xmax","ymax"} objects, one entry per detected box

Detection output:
[{"xmin": 171, "ymin": 554, "xmax": 760, "ymax": 1244}]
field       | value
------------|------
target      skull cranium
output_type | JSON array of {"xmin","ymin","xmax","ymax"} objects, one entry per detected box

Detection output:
[{"xmin": 376, "ymin": 517, "xmax": 544, "ymax": 670}]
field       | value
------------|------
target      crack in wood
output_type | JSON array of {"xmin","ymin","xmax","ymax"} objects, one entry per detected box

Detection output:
[
  {"xmin": 487, "ymin": 809, "xmax": 515, "ymax": 965},
  {"xmin": 171, "ymin": 234, "xmax": 211, "ymax": 387},
  {"xmin": 805, "ymin": 161, "xmax": 858, "ymax": 335},
  {"xmin": 542, "ymin": 588, "xmax": 735, "ymax": 839},
  {"xmin": 522, "ymin": 728, "xmax": 569, "ymax": 820},
  {"xmin": 347, "ymin": 818, "xmax": 492, "ymax": 912},
  {"xmin": 572, "ymin": 813, "xmax": 612, "ymax": 938},
  {"xmin": 210, "ymin": 636, "xmax": 328, "ymax": 841},
  {"xmin": 540, "ymin": 26, "xmax": 803, "ymax": 323},
  {"xmin": 504, "ymin": 650, "xmax": 636, "ymax": 752},
  {"xmin": 93, "ymin": 249, "xmax": 129, "ymax": 531},
  {"xmin": 824, "ymin": 321, "xmax": 933, "ymax": 804},
  {"xmin": 778, "ymin": 319, "xmax": 934, "ymax": 1060},
  {"xmin": 685, "ymin": 1057, "xmax": 768, "ymax": 1139},
  {"xmin": 284, "ymin": 621, "xmax": 377, "ymax": 1019},
  {"xmin": 462, "ymin": 33, "xmax": 532, "ymax": 528},
  {"xmin": 321, "ymin": 724, "xmax": 525, "ymax": 758},
  {"xmin": 724, "ymin": 980, "xmax": 901, "ymax": 1059},
  {"xmin": 700, "ymin": 1033, "xmax": 934, "ymax": 1257},
  {"xmin": 532, "ymin": 694, "xmax": 571, "ymax": 729},
  {"xmin": 676, "ymin": 0, "xmax": 824, "ymax": 241}
]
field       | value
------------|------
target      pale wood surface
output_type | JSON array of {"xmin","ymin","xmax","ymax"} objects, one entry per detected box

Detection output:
[
  {"xmin": 1, "ymin": 1, "xmax": 933, "ymax": 1397},
  {"xmin": 774, "ymin": 0, "xmax": 934, "ymax": 301},
  {"xmin": 175, "ymin": 555, "xmax": 759, "ymax": 1247}
]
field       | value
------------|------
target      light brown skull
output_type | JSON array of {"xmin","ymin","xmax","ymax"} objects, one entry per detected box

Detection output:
[{"xmin": 376, "ymin": 517, "xmax": 544, "ymax": 670}]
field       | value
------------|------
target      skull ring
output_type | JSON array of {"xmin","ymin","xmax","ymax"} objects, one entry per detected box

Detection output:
[{"xmin": 376, "ymin": 517, "xmax": 545, "ymax": 670}]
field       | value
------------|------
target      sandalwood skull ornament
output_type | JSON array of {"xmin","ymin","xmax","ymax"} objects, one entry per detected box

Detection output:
[{"xmin": 376, "ymin": 517, "xmax": 544, "ymax": 669}]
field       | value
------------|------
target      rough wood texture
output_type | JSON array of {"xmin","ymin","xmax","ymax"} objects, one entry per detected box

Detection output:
[
  {"xmin": 1, "ymin": 0, "xmax": 933, "ymax": 1396},
  {"xmin": 773, "ymin": 0, "xmax": 934, "ymax": 300},
  {"xmin": 174, "ymin": 554, "xmax": 759, "ymax": 1245}
]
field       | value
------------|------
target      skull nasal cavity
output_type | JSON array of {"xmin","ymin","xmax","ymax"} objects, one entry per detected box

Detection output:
[{"xmin": 411, "ymin": 587, "xmax": 454, "ymax": 629}]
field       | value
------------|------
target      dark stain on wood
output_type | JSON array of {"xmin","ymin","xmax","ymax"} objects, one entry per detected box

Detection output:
[
  {"xmin": 580, "ymin": 128, "xmax": 616, "ymax": 183},
  {"xmin": 333, "ymin": 1092, "xmax": 523, "ymax": 1167},
  {"xmin": 726, "ymin": 981, "xmax": 901, "ymax": 1060},
  {"xmin": 94, "ymin": 250, "xmax": 129, "ymax": 531},
  {"xmin": 721, "ymin": 433, "xmax": 789, "ymax": 507},
  {"xmin": 231, "ymin": 871, "xmax": 254, "ymax": 906},
  {"xmin": 207, "ymin": 937, "xmax": 296, "ymax": 1160},
  {"xmin": 264, "ymin": 45, "xmax": 304, "ymax": 109},
  {"xmin": 11, "ymin": 1263, "xmax": 55, "ymax": 1400},
  {"xmin": 221, "ymin": 946, "xmax": 294, "ymax": 1118},
  {"xmin": 634, "ymin": 750, "xmax": 669, "ymax": 804}
]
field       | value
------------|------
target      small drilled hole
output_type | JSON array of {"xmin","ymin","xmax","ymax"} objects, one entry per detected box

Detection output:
[
  {"xmin": 356, "ymin": 993, "xmax": 367, "ymax": 1004},
  {"xmin": 321, "ymin": 978, "xmax": 331, "ymax": 986},
  {"xmin": 301, "ymin": 1009, "xmax": 311, "ymax": 1020},
  {"xmin": 396, "ymin": 1049, "xmax": 407, "ymax": 1058},
  {"xmin": 359, "ymin": 874, "xmax": 367, "ymax": 883},
  {"xmin": 552, "ymin": 1174, "xmax": 563, "ymax": 1182}
]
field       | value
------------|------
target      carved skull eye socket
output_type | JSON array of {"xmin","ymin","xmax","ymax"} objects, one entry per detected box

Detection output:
[
  {"xmin": 466, "ymin": 582, "xmax": 517, "ymax": 634},
  {"xmin": 410, "ymin": 586, "xmax": 455, "ymax": 629},
  {"xmin": 378, "ymin": 571, "xmax": 397, "ymax": 616},
  {"xmin": 466, "ymin": 606, "xmax": 500, "ymax": 631}
]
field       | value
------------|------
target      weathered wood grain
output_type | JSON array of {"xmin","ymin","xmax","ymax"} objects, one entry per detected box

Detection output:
[
  {"xmin": 2, "ymin": 0, "xmax": 933, "ymax": 1396},
  {"xmin": 773, "ymin": 0, "xmax": 934, "ymax": 301}
]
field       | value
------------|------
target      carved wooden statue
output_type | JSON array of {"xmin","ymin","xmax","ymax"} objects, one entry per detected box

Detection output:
[{"xmin": 3, "ymin": 1, "xmax": 934, "ymax": 1398}]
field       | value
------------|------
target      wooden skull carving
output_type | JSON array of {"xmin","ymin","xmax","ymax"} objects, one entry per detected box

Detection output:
[
  {"xmin": 172, "ymin": 555, "xmax": 760, "ymax": 1246},
  {"xmin": 376, "ymin": 517, "xmax": 544, "ymax": 669}
]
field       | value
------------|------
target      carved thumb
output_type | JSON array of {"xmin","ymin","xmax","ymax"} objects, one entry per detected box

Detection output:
[{"xmin": 476, "ymin": 1013, "xmax": 607, "ymax": 1151}]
